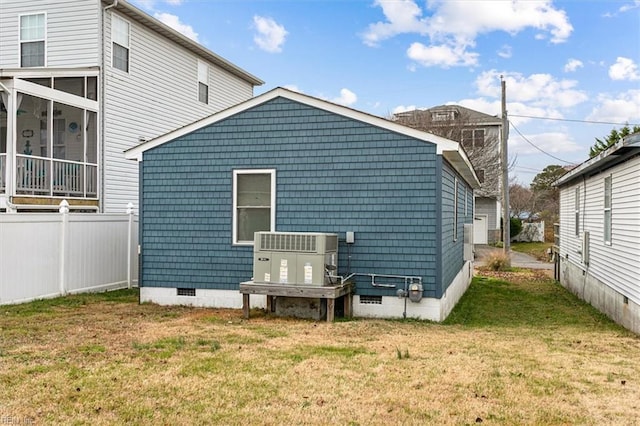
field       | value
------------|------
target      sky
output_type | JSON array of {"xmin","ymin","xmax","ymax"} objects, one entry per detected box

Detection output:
[{"xmin": 131, "ymin": 0, "xmax": 640, "ymax": 184}]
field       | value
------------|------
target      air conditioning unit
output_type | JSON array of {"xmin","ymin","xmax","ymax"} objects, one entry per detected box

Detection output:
[{"xmin": 253, "ymin": 232, "xmax": 338, "ymax": 286}]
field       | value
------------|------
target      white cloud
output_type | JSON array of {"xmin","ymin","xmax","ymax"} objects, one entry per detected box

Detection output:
[
  {"xmin": 392, "ymin": 105, "xmax": 419, "ymax": 114},
  {"xmin": 564, "ymin": 58, "xmax": 583, "ymax": 73},
  {"xmin": 425, "ymin": 0, "xmax": 572, "ymax": 43},
  {"xmin": 609, "ymin": 57, "xmax": 640, "ymax": 81},
  {"xmin": 362, "ymin": 0, "xmax": 428, "ymax": 47},
  {"xmin": 165, "ymin": 0, "xmax": 183, "ymax": 5},
  {"xmin": 587, "ymin": 90, "xmax": 640, "ymax": 123},
  {"xmin": 331, "ymin": 88, "xmax": 358, "ymax": 106},
  {"xmin": 510, "ymin": 131, "xmax": 583, "ymax": 156},
  {"xmin": 363, "ymin": 0, "xmax": 572, "ymax": 68},
  {"xmin": 407, "ymin": 42, "xmax": 479, "ymax": 68},
  {"xmin": 497, "ymin": 45, "xmax": 512, "ymax": 59},
  {"xmin": 619, "ymin": 1, "xmax": 640, "ymax": 13},
  {"xmin": 253, "ymin": 16, "xmax": 288, "ymax": 53},
  {"xmin": 154, "ymin": 12, "xmax": 198, "ymax": 41},
  {"xmin": 475, "ymin": 70, "xmax": 588, "ymax": 109}
]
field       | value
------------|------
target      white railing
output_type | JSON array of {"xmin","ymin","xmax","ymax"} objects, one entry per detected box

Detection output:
[
  {"xmin": 0, "ymin": 153, "xmax": 5, "ymax": 192},
  {"xmin": 15, "ymin": 155, "xmax": 97, "ymax": 198},
  {"xmin": 0, "ymin": 202, "xmax": 138, "ymax": 305}
]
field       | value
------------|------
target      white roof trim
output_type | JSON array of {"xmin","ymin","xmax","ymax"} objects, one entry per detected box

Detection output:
[
  {"xmin": 555, "ymin": 132, "xmax": 640, "ymax": 187},
  {"xmin": 124, "ymin": 87, "xmax": 480, "ymax": 188},
  {"xmin": 104, "ymin": 0, "xmax": 263, "ymax": 86}
]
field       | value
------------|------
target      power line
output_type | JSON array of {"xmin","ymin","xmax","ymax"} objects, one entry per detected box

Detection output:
[
  {"xmin": 515, "ymin": 165, "xmax": 545, "ymax": 172},
  {"xmin": 510, "ymin": 114, "xmax": 640, "ymax": 126},
  {"xmin": 509, "ymin": 120, "xmax": 577, "ymax": 165}
]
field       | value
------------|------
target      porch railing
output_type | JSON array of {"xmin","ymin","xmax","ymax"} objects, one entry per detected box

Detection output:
[
  {"xmin": 15, "ymin": 155, "xmax": 97, "ymax": 198},
  {"xmin": 0, "ymin": 154, "xmax": 5, "ymax": 193}
]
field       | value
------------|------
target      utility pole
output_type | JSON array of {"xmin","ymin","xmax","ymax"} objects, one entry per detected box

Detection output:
[{"xmin": 501, "ymin": 76, "xmax": 511, "ymax": 264}]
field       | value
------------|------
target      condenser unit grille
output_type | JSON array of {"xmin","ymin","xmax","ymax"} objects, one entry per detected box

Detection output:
[{"xmin": 259, "ymin": 233, "xmax": 318, "ymax": 253}]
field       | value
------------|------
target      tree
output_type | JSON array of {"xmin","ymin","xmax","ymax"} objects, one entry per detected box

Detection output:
[
  {"xmin": 531, "ymin": 165, "xmax": 565, "ymax": 192},
  {"xmin": 530, "ymin": 165, "xmax": 567, "ymax": 241},
  {"xmin": 393, "ymin": 107, "xmax": 502, "ymax": 200},
  {"xmin": 509, "ymin": 183, "xmax": 534, "ymax": 220},
  {"xmin": 589, "ymin": 125, "xmax": 640, "ymax": 158}
]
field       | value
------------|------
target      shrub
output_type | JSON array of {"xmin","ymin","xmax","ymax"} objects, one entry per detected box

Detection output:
[
  {"xmin": 510, "ymin": 217, "xmax": 523, "ymax": 239},
  {"xmin": 485, "ymin": 252, "xmax": 510, "ymax": 271}
]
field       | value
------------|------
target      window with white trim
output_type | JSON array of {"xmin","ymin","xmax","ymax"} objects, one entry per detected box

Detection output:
[
  {"xmin": 20, "ymin": 13, "xmax": 45, "ymax": 67},
  {"xmin": 575, "ymin": 186, "xmax": 580, "ymax": 236},
  {"xmin": 604, "ymin": 175, "xmax": 612, "ymax": 244},
  {"xmin": 198, "ymin": 60, "xmax": 209, "ymax": 104},
  {"xmin": 233, "ymin": 169, "xmax": 275, "ymax": 244},
  {"xmin": 112, "ymin": 15, "xmax": 130, "ymax": 72}
]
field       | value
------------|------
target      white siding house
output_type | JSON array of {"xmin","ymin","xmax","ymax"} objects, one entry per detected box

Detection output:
[
  {"xmin": 394, "ymin": 105, "xmax": 503, "ymax": 244},
  {"xmin": 556, "ymin": 133, "xmax": 640, "ymax": 334},
  {"xmin": 0, "ymin": 0, "xmax": 262, "ymax": 213}
]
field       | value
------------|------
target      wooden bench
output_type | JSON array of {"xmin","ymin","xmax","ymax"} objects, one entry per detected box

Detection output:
[{"xmin": 239, "ymin": 280, "xmax": 353, "ymax": 322}]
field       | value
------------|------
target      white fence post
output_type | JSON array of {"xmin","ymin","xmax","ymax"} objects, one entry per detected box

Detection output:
[
  {"xmin": 126, "ymin": 202, "xmax": 134, "ymax": 289},
  {"xmin": 59, "ymin": 200, "xmax": 69, "ymax": 295}
]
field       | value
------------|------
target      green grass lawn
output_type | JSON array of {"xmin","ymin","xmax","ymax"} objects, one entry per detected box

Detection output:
[{"xmin": 1, "ymin": 273, "xmax": 638, "ymax": 425}]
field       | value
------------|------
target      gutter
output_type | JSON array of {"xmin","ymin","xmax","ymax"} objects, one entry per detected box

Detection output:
[
  {"xmin": 104, "ymin": 0, "xmax": 118, "ymax": 11},
  {"xmin": 555, "ymin": 132, "xmax": 640, "ymax": 187}
]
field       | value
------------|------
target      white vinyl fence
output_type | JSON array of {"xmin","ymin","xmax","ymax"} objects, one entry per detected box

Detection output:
[
  {"xmin": 0, "ymin": 203, "xmax": 138, "ymax": 305},
  {"xmin": 512, "ymin": 221, "xmax": 545, "ymax": 243}
]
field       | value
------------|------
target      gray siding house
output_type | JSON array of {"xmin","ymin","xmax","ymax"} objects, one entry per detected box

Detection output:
[
  {"xmin": 125, "ymin": 88, "xmax": 480, "ymax": 321},
  {"xmin": 0, "ymin": 0, "xmax": 262, "ymax": 213},
  {"xmin": 394, "ymin": 105, "xmax": 503, "ymax": 244},
  {"xmin": 555, "ymin": 133, "xmax": 640, "ymax": 334}
]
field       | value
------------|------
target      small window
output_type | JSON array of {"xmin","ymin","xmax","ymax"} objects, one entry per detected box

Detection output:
[
  {"xmin": 476, "ymin": 169, "xmax": 485, "ymax": 184},
  {"xmin": 112, "ymin": 15, "xmax": 130, "ymax": 72},
  {"xmin": 198, "ymin": 60, "xmax": 209, "ymax": 104},
  {"xmin": 432, "ymin": 110, "xmax": 456, "ymax": 122},
  {"xmin": 575, "ymin": 186, "xmax": 580, "ymax": 236},
  {"xmin": 462, "ymin": 129, "xmax": 485, "ymax": 148},
  {"xmin": 233, "ymin": 169, "xmax": 276, "ymax": 244},
  {"xmin": 20, "ymin": 13, "xmax": 46, "ymax": 67},
  {"xmin": 604, "ymin": 175, "xmax": 612, "ymax": 244}
]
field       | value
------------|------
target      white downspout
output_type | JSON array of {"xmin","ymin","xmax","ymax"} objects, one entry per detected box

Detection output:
[{"xmin": 99, "ymin": 1, "xmax": 118, "ymax": 213}]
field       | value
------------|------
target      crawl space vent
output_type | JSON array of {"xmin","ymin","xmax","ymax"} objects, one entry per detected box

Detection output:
[
  {"xmin": 360, "ymin": 295, "xmax": 382, "ymax": 305},
  {"xmin": 177, "ymin": 288, "xmax": 196, "ymax": 297}
]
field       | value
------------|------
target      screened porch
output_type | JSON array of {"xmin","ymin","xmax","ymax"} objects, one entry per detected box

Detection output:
[{"xmin": 0, "ymin": 73, "xmax": 99, "ymax": 203}]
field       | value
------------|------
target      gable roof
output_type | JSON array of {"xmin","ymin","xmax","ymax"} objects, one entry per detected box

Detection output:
[
  {"xmin": 125, "ymin": 87, "xmax": 481, "ymax": 189},
  {"xmin": 395, "ymin": 104, "xmax": 502, "ymax": 126},
  {"xmin": 102, "ymin": 0, "xmax": 263, "ymax": 86},
  {"xmin": 555, "ymin": 132, "xmax": 640, "ymax": 187}
]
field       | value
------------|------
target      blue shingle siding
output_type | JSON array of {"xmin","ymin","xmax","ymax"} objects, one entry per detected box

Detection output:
[
  {"xmin": 438, "ymin": 161, "xmax": 473, "ymax": 297},
  {"xmin": 140, "ymin": 97, "xmax": 456, "ymax": 298}
]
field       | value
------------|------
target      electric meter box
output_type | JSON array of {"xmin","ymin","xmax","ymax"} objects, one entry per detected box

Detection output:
[{"xmin": 253, "ymin": 232, "xmax": 338, "ymax": 286}]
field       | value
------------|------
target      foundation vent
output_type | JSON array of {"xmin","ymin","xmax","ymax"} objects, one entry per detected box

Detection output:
[
  {"xmin": 177, "ymin": 288, "xmax": 196, "ymax": 297},
  {"xmin": 360, "ymin": 295, "xmax": 382, "ymax": 305}
]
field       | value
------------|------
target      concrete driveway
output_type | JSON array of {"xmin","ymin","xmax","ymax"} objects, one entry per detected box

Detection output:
[{"xmin": 474, "ymin": 245, "xmax": 553, "ymax": 270}]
